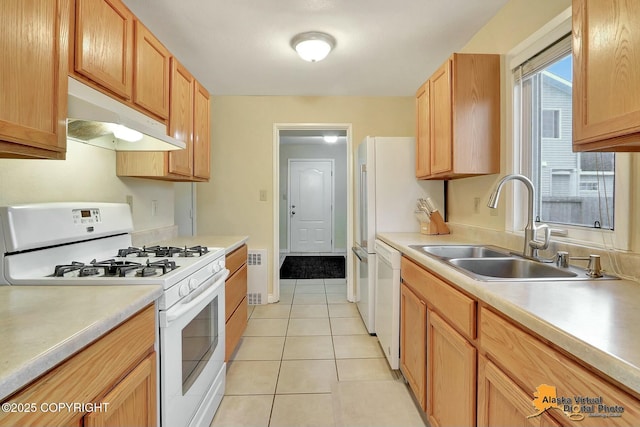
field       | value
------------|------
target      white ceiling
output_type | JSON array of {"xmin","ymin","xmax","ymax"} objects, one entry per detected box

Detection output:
[{"xmin": 123, "ymin": 0, "xmax": 508, "ymax": 96}]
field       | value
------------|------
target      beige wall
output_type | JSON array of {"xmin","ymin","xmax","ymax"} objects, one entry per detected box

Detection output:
[
  {"xmin": 0, "ymin": 140, "xmax": 174, "ymax": 232},
  {"xmin": 447, "ymin": 0, "xmax": 563, "ymax": 228},
  {"xmin": 450, "ymin": 0, "xmax": 640, "ymax": 253},
  {"xmin": 197, "ymin": 96, "xmax": 414, "ymax": 290}
]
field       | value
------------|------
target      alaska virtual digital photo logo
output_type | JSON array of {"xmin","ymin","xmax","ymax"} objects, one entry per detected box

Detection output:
[{"xmin": 527, "ymin": 384, "xmax": 625, "ymax": 421}]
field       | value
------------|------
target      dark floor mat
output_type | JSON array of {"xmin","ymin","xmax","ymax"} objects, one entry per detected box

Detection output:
[{"xmin": 279, "ymin": 255, "xmax": 346, "ymax": 279}]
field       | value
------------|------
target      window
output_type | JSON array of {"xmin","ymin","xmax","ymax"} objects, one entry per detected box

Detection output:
[
  {"xmin": 542, "ymin": 109, "xmax": 560, "ymax": 138},
  {"xmin": 513, "ymin": 35, "xmax": 615, "ymax": 230}
]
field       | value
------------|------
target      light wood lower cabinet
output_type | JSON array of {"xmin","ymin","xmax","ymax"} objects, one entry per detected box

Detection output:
[
  {"xmin": 480, "ymin": 307, "xmax": 640, "ymax": 426},
  {"xmin": 427, "ymin": 311, "xmax": 476, "ymax": 427},
  {"xmin": 0, "ymin": 305, "xmax": 156, "ymax": 427},
  {"xmin": 478, "ymin": 356, "xmax": 560, "ymax": 427},
  {"xmin": 400, "ymin": 282, "xmax": 427, "ymax": 410},
  {"xmin": 401, "ymin": 256, "xmax": 477, "ymax": 422},
  {"xmin": 84, "ymin": 352, "xmax": 156, "ymax": 427},
  {"xmin": 400, "ymin": 256, "xmax": 640, "ymax": 427},
  {"xmin": 225, "ymin": 244, "xmax": 248, "ymax": 361}
]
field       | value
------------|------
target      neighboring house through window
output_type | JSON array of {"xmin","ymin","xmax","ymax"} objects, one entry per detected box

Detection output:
[{"xmin": 513, "ymin": 34, "xmax": 615, "ymax": 231}]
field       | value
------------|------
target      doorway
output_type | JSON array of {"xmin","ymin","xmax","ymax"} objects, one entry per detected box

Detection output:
[
  {"xmin": 273, "ymin": 124, "xmax": 354, "ymax": 304},
  {"xmin": 288, "ymin": 159, "xmax": 334, "ymax": 253}
]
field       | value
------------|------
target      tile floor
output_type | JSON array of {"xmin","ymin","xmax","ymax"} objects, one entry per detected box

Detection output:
[{"xmin": 211, "ymin": 278, "xmax": 426, "ymax": 427}]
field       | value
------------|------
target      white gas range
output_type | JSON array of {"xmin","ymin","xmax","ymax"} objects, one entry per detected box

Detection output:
[{"xmin": 0, "ymin": 202, "xmax": 227, "ymax": 427}]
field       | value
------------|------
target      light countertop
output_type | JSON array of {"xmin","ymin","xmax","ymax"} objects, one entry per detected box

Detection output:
[
  {"xmin": 156, "ymin": 235, "xmax": 249, "ymax": 254},
  {"xmin": 378, "ymin": 232, "xmax": 640, "ymax": 395},
  {"xmin": 0, "ymin": 285, "xmax": 162, "ymax": 401}
]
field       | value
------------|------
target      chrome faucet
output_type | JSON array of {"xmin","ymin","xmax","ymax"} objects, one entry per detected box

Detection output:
[{"xmin": 487, "ymin": 174, "xmax": 550, "ymax": 259}]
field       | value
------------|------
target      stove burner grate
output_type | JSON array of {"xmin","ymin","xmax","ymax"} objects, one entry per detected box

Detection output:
[
  {"xmin": 53, "ymin": 262, "xmax": 85, "ymax": 277},
  {"xmin": 90, "ymin": 259, "xmax": 143, "ymax": 277},
  {"xmin": 116, "ymin": 245, "xmax": 209, "ymax": 258},
  {"xmin": 142, "ymin": 259, "xmax": 178, "ymax": 275}
]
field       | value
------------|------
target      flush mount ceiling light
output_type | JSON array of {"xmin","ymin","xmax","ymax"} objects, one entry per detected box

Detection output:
[{"xmin": 291, "ymin": 32, "xmax": 336, "ymax": 62}]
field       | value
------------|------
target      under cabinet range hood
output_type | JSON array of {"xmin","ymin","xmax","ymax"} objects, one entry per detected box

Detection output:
[{"xmin": 67, "ymin": 77, "xmax": 185, "ymax": 151}]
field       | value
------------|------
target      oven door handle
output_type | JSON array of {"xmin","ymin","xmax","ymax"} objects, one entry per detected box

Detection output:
[{"xmin": 163, "ymin": 269, "xmax": 229, "ymax": 325}]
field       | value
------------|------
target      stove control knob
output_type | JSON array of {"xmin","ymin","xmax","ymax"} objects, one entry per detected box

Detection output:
[
  {"xmin": 212, "ymin": 262, "xmax": 222, "ymax": 273},
  {"xmin": 179, "ymin": 283, "xmax": 190, "ymax": 297},
  {"xmin": 189, "ymin": 278, "xmax": 199, "ymax": 290}
]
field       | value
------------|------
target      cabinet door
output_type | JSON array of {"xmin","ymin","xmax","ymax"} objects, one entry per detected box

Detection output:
[
  {"xmin": 134, "ymin": 20, "xmax": 170, "ymax": 119},
  {"xmin": 75, "ymin": 0, "xmax": 134, "ymax": 100},
  {"xmin": 429, "ymin": 59, "xmax": 453, "ymax": 175},
  {"xmin": 400, "ymin": 283, "xmax": 427, "ymax": 410},
  {"xmin": 169, "ymin": 58, "xmax": 194, "ymax": 177},
  {"xmin": 415, "ymin": 81, "xmax": 431, "ymax": 178},
  {"xmin": 84, "ymin": 352, "xmax": 157, "ymax": 427},
  {"xmin": 193, "ymin": 81, "xmax": 211, "ymax": 180},
  {"xmin": 478, "ymin": 356, "xmax": 561, "ymax": 427},
  {"xmin": 573, "ymin": 0, "xmax": 640, "ymax": 150},
  {"xmin": 0, "ymin": 0, "xmax": 67, "ymax": 158},
  {"xmin": 427, "ymin": 311, "xmax": 475, "ymax": 427}
]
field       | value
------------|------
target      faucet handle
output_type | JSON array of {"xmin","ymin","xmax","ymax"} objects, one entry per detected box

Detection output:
[
  {"xmin": 529, "ymin": 223, "xmax": 551, "ymax": 250},
  {"xmin": 556, "ymin": 251, "xmax": 569, "ymax": 268}
]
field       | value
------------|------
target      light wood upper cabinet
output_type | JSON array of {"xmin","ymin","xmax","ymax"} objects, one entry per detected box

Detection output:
[
  {"xmin": 168, "ymin": 58, "xmax": 195, "ymax": 177},
  {"xmin": 0, "ymin": 0, "xmax": 69, "ymax": 159},
  {"xmin": 415, "ymin": 53, "xmax": 500, "ymax": 179},
  {"xmin": 134, "ymin": 20, "xmax": 171, "ymax": 120},
  {"xmin": 415, "ymin": 82, "xmax": 431, "ymax": 178},
  {"xmin": 74, "ymin": 0, "xmax": 134, "ymax": 100},
  {"xmin": 573, "ymin": 0, "xmax": 640, "ymax": 151},
  {"xmin": 193, "ymin": 81, "xmax": 211, "ymax": 180},
  {"xmin": 116, "ymin": 63, "xmax": 211, "ymax": 182},
  {"xmin": 430, "ymin": 60, "xmax": 453, "ymax": 176}
]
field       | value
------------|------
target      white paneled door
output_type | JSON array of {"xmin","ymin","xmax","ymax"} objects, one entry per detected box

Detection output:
[{"xmin": 289, "ymin": 159, "xmax": 334, "ymax": 252}]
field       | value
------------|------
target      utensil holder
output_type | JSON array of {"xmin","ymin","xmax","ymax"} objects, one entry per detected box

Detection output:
[{"xmin": 421, "ymin": 211, "xmax": 450, "ymax": 235}]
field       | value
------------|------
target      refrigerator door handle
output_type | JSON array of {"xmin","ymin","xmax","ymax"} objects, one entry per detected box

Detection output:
[
  {"xmin": 352, "ymin": 246, "xmax": 368, "ymax": 263},
  {"xmin": 360, "ymin": 164, "xmax": 368, "ymax": 249}
]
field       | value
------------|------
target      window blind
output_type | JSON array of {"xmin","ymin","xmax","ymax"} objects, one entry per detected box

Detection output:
[{"xmin": 513, "ymin": 33, "xmax": 572, "ymax": 78}]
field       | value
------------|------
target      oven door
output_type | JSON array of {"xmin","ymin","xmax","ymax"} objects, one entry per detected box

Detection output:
[{"xmin": 159, "ymin": 268, "xmax": 228, "ymax": 427}]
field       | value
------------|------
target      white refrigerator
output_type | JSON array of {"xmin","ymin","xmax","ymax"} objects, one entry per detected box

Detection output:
[{"xmin": 352, "ymin": 136, "xmax": 444, "ymax": 334}]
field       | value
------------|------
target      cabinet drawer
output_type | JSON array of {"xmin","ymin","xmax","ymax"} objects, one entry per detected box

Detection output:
[
  {"xmin": 401, "ymin": 256, "xmax": 476, "ymax": 339},
  {"xmin": 0, "ymin": 305, "xmax": 155, "ymax": 426},
  {"xmin": 225, "ymin": 296, "xmax": 248, "ymax": 361},
  {"xmin": 225, "ymin": 264, "xmax": 247, "ymax": 322},
  {"xmin": 480, "ymin": 307, "xmax": 640, "ymax": 426},
  {"xmin": 226, "ymin": 244, "xmax": 247, "ymax": 277}
]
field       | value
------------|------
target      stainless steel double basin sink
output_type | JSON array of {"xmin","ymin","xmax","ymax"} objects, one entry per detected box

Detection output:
[{"xmin": 408, "ymin": 244, "xmax": 617, "ymax": 282}]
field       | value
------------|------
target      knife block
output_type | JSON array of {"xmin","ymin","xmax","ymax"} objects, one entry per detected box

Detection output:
[{"xmin": 420, "ymin": 211, "xmax": 450, "ymax": 235}]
